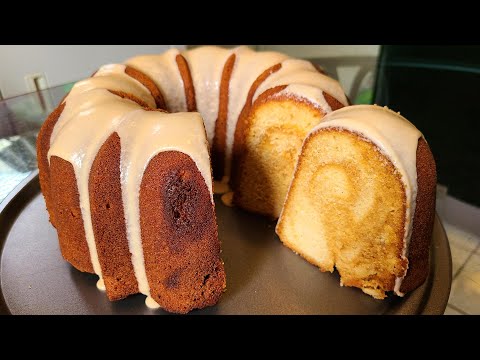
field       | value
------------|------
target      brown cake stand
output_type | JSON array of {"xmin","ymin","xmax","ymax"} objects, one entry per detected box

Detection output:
[{"xmin": 0, "ymin": 171, "xmax": 451, "ymax": 315}]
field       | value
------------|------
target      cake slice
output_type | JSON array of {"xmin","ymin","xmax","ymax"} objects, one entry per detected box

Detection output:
[{"xmin": 276, "ymin": 105, "xmax": 436, "ymax": 299}]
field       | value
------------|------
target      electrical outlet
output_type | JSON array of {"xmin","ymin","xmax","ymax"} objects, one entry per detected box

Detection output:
[{"xmin": 24, "ymin": 73, "xmax": 48, "ymax": 92}]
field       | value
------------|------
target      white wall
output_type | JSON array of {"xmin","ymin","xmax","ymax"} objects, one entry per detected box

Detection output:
[
  {"xmin": 0, "ymin": 45, "xmax": 185, "ymax": 98},
  {"xmin": 0, "ymin": 45, "xmax": 379, "ymax": 99}
]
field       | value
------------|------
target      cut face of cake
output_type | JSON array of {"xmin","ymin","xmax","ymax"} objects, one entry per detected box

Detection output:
[
  {"xmin": 231, "ymin": 58, "xmax": 348, "ymax": 218},
  {"xmin": 233, "ymin": 83, "xmax": 345, "ymax": 218},
  {"xmin": 276, "ymin": 105, "xmax": 437, "ymax": 299}
]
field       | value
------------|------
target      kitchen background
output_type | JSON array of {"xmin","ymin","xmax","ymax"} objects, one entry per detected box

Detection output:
[{"xmin": 0, "ymin": 45, "xmax": 478, "ymax": 314}]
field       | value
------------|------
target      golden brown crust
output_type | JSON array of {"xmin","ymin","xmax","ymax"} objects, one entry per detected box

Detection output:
[
  {"xmin": 323, "ymin": 92, "xmax": 345, "ymax": 112},
  {"xmin": 49, "ymin": 156, "xmax": 94, "ymax": 273},
  {"xmin": 175, "ymin": 54, "xmax": 197, "ymax": 111},
  {"xmin": 400, "ymin": 138, "xmax": 437, "ymax": 293},
  {"xmin": 140, "ymin": 151, "xmax": 226, "ymax": 313},
  {"xmin": 107, "ymin": 90, "xmax": 150, "ymax": 108},
  {"xmin": 37, "ymin": 102, "xmax": 65, "ymax": 227},
  {"xmin": 211, "ymin": 53, "xmax": 236, "ymax": 180},
  {"xmin": 89, "ymin": 133, "xmax": 139, "ymax": 300},
  {"xmin": 125, "ymin": 66, "xmax": 165, "ymax": 109}
]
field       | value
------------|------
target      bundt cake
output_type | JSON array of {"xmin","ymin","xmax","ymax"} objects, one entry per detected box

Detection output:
[
  {"xmin": 37, "ymin": 46, "xmax": 348, "ymax": 313},
  {"xmin": 276, "ymin": 105, "xmax": 437, "ymax": 299}
]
